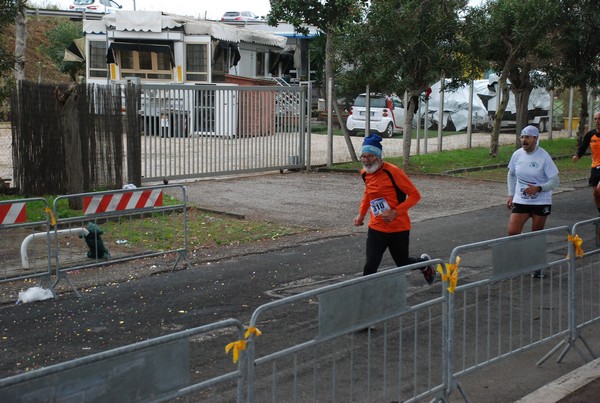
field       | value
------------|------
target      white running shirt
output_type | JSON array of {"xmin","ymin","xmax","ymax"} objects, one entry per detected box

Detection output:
[{"xmin": 507, "ymin": 146, "xmax": 559, "ymax": 205}]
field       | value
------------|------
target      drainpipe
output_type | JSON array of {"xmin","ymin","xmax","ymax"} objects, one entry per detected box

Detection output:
[{"xmin": 21, "ymin": 228, "xmax": 89, "ymax": 268}]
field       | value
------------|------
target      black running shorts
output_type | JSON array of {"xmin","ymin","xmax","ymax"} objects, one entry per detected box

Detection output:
[
  {"xmin": 589, "ymin": 167, "xmax": 600, "ymax": 187},
  {"xmin": 511, "ymin": 203, "xmax": 552, "ymax": 216}
]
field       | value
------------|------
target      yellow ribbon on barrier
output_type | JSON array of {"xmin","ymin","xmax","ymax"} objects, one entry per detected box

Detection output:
[
  {"xmin": 225, "ymin": 340, "xmax": 246, "ymax": 364},
  {"xmin": 568, "ymin": 234, "xmax": 584, "ymax": 258},
  {"xmin": 225, "ymin": 326, "xmax": 262, "ymax": 364},
  {"xmin": 244, "ymin": 326, "xmax": 262, "ymax": 339},
  {"xmin": 437, "ymin": 256, "xmax": 460, "ymax": 294},
  {"xmin": 44, "ymin": 207, "xmax": 56, "ymax": 226}
]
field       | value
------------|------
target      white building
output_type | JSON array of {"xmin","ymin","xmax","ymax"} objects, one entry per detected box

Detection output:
[{"xmin": 79, "ymin": 10, "xmax": 289, "ymax": 85}]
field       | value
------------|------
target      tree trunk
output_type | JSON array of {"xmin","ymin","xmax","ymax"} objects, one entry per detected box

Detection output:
[
  {"xmin": 490, "ymin": 76, "xmax": 510, "ymax": 157},
  {"xmin": 56, "ymin": 85, "xmax": 84, "ymax": 210},
  {"xmin": 14, "ymin": 8, "xmax": 26, "ymax": 81},
  {"xmin": 332, "ymin": 92, "xmax": 358, "ymax": 162},
  {"xmin": 324, "ymin": 29, "xmax": 357, "ymax": 163},
  {"xmin": 578, "ymin": 83, "xmax": 589, "ymax": 143},
  {"xmin": 513, "ymin": 86, "xmax": 533, "ymax": 147},
  {"xmin": 402, "ymin": 91, "xmax": 419, "ymax": 169},
  {"xmin": 125, "ymin": 82, "xmax": 142, "ymax": 186}
]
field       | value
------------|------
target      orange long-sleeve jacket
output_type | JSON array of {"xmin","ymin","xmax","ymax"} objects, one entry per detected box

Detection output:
[
  {"xmin": 575, "ymin": 129, "xmax": 600, "ymax": 168},
  {"xmin": 359, "ymin": 161, "xmax": 421, "ymax": 233}
]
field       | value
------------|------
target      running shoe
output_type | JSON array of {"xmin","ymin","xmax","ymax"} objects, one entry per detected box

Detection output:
[{"xmin": 420, "ymin": 253, "xmax": 436, "ymax": 285}]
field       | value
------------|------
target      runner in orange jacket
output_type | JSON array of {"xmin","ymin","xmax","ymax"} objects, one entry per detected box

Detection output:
[
  {"xmin": 354, "ymin": 133, "xmax": 435, "ymax": 285},
  {"xmin": 573, "ymin": 112, "xmax": 600, "ymax": 214}
]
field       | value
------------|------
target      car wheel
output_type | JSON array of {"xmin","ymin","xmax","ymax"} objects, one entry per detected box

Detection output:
[{"xmin": 384, "ymin": 123, "xmax": 394, "ymax": 138}]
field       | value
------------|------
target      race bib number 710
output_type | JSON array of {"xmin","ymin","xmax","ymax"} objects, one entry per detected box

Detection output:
[{"xmin": 370, "ymin": 197, "xmax": 390, "ymax": 216}]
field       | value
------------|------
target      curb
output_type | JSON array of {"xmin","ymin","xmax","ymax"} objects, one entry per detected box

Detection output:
[{"xmin": 515, "ymin": 357, "xmax": 600, "ymax": 402}]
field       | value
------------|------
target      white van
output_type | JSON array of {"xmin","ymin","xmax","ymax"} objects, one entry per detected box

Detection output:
[
  {"xmin": 346, "ymin": 93, "xmax": 405, "ymax": 138},
  {"xmin": 70, "ymin": 0, "xmax": 123, "ymax": 14}
]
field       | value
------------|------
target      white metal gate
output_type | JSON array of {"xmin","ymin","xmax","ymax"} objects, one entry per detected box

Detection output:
[{"xmin": 138, "ymin": 83, "xmax": 307, "ymax": 182}]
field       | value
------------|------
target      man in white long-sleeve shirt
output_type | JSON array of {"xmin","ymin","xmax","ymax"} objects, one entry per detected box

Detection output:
[{"xmin": 506, "ymin": 125, "xmax": 560, "ymax": 237}]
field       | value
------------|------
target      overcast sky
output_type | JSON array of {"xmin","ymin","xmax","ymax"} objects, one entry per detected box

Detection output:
[{"xmin": 32, "ymin": 0, "xmax": 483, "ymax": 22}]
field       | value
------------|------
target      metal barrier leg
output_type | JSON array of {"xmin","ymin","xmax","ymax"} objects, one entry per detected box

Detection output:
[
  {"xmin": 51, "ymin": 271, "xmax": 83, "ymax": 298},
  {"xmin": 538, "ymin": 334, "xmax": 597, "ymax": 366},
  {"xmin": 37, "ymin": 274, "xmax": 55, "ymax": 297},
  {"xmin": 579, "ymin": 335, "xmax": 598, "ymax": 360},
  {"xmin": 536, "ymin": 339, "xmax": 566, "ymax": 366},
  {"xmin": 556, "ymin": 338, "xmax": 588, "ymax": 364},
  {"xmin": 170, "ymin": 250, "xmax": 191, "ymax": 272},
  {"xmin": 555, "ymin": 335, "xmax": 597, "ymax": 364},
  {"xmin": 455, "ymin": 381, "xmax": 472, "ymax": 403}
]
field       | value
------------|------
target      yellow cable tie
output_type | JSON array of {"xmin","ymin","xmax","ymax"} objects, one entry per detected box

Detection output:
[{"xmin": 44, "ymin": 207, "xmax": 56, "ymax": 226}]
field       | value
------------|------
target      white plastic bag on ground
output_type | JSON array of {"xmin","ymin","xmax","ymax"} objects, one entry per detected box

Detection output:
[{"xmin": 17, "ymin": 286, "xmax": 54, "ymax": 304}]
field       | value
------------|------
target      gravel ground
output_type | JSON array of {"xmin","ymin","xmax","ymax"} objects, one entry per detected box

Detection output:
[{"xmin": 181, "ymin": 170, "xmax": 511, "ymax": 231}]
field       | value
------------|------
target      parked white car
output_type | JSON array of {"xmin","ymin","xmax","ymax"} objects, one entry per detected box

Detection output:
[
  {"xmin": 346, "ymin": 94, "xmax": 405, "ymax": 138},
  {"xmin": 221, "ymin": 11, "xmax": 261, "ymax": 22}
]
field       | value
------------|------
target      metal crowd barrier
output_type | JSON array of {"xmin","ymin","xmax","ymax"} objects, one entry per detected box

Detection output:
[
  {"xmin": 3, "ymin": 220, "xmax": 600, "ymax": 402},
  {"xmin": 244, "ymin": 259, "xmax": 447, "ymax": 403},
  {"xmin": 0, "ymin": 197, "xmax": 53, "ymax": 287},
  {"xmin": 0, "ymin": 319, "xmax": 247, "ymax": 402},
  {"xmin": 537, "ymin": 217, "xmax": 600, "ymax": 366},
  {"xmin": 571, "ymin": 217, "xmax": 600, "ymax": 333},
  {"xmin": 445, "ymin": 226, "xmax": 575, "ymax": 401},
  {"xmin": 50, "ymin": 184, "xmax": 190, "ymax": 296}
]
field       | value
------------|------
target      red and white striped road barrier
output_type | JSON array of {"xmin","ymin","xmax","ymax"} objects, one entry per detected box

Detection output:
[
  {"xmin": 0, "ymin": 202, "xmax": 26, "ymax": 225},
  {"xmin": 83, "ymin": 189, "xmax": 163, "ymax": 215}
]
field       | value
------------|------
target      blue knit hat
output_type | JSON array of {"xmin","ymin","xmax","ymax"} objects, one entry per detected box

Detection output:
[{"xmin": 361, "ymin": 133, "xmax": 383, "ymax": 158}]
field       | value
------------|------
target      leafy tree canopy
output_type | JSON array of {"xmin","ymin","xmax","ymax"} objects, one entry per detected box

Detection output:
[
  {"xmin": 548, "ymin": 0, "xmax": 600, "ymax": 90},
  {"xmin": 0, "ymin": 0, "xmax": 24, "ymax": 72},
  {"xmin": 268, "ymin": 0, "xmax": 368, "ymax": 33},
  {"xmin": 469, "ymin": 0, "xmax": 559, "ymax": 88},
  {"xmin": 40, "ymin": 20, "xmax": 83, "ymax": 81},
  {"xmin": 338, "ymin": 0, "xmax": 470, "ymax": 97},
  {"xmin": 0, "ymin": 0, "xmax": 20, "ymax": 27}
]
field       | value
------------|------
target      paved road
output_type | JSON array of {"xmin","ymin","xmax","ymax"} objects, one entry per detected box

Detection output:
[
  {"xmin": 181, "ymin": 171, "xmax": 599, "ymax": 402},
  {"xmin": 185, "ymin": 170, "xmax": 600, "ymax": 402},
  {"xmin": 2, "ymin": 171, "xmax": 599, "ymax": 402}
]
